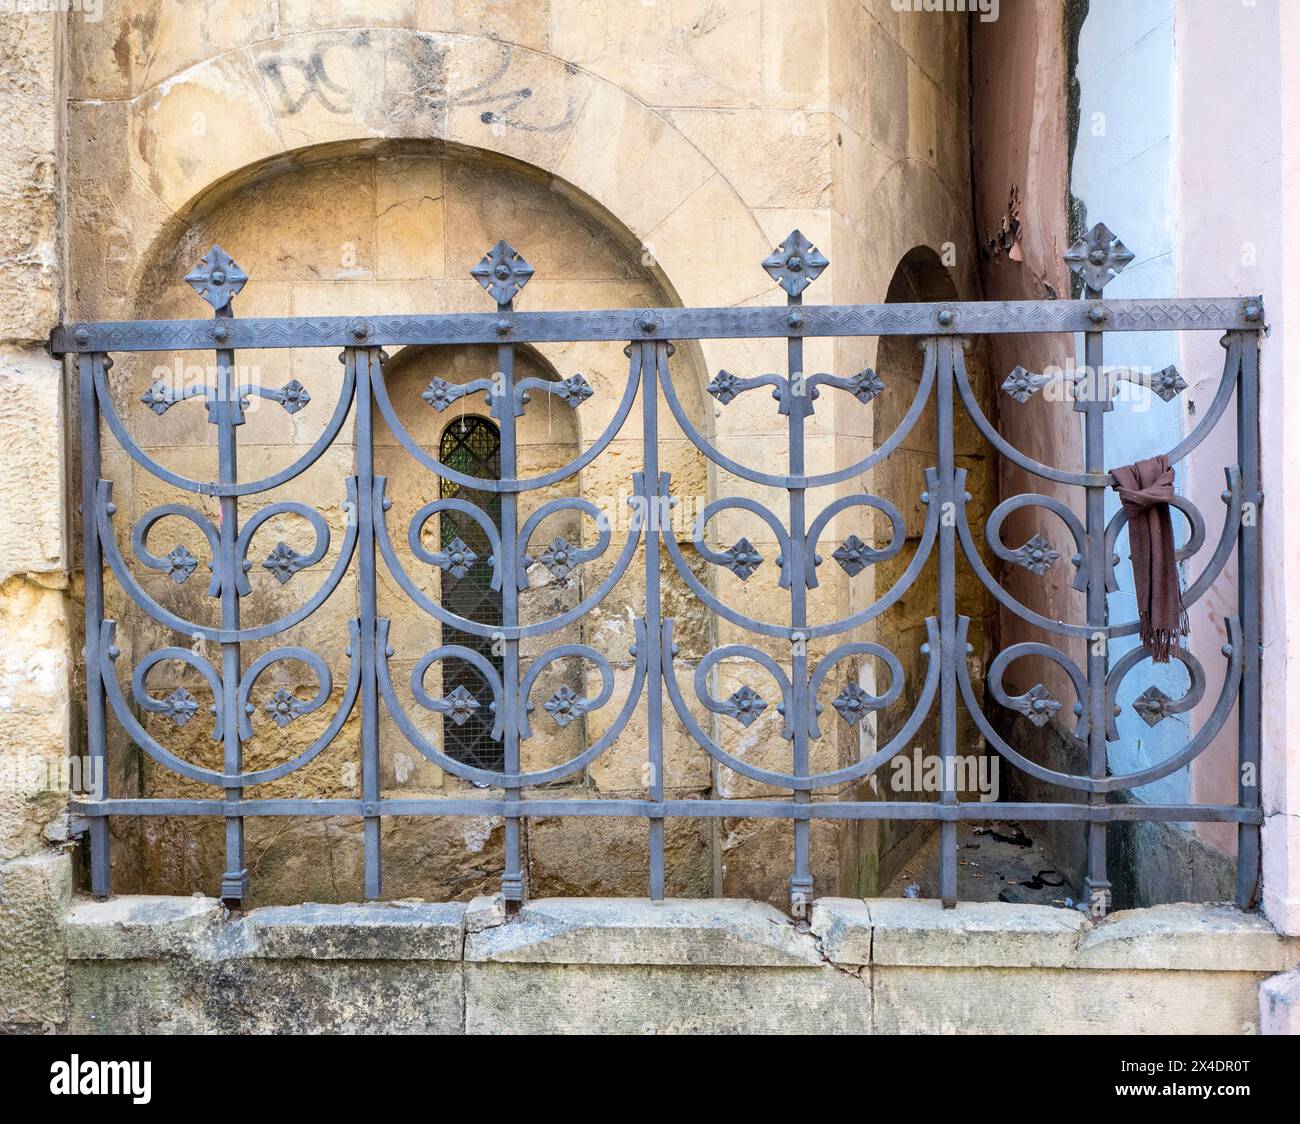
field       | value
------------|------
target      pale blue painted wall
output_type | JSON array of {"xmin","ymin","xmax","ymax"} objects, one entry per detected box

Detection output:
[{"xmin": 1071, "ymin": 0, "xmax": 1189, "ymax": 804}]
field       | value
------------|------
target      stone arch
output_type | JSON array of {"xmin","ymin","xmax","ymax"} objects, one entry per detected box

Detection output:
[
  {"xmin": 855, "ymin": 243, "xmax": 998, "ymax": 894},
  {"xmin": 98, "ymin": 134, "xmax": 722, "ymax": 903},
  {"xmin": 76, "ymin": 30, "xmax": 774, "ymax": 323}
]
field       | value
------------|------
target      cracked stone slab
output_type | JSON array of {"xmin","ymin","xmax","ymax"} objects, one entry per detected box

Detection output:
[
  {"xmin": 1075, "ymin": 903, "xmax": 1300, "ymax": 972},
  {"xmin": 465, "ymin": 897, "xmax": 822, "ymax": 966},
  {"xmin": 865, "ymin": 898, "xmax": 1088, "ymax": 968},
  {"xmin": 809, "ymin": 897, "xmax": 874, "ymax": 965},
  {"xmin": 65, "ymin": 895, "xmax": 224, "ymax": 960}
]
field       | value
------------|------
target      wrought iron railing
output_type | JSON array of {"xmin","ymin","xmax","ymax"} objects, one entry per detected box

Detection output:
[{"xmin": 54, "ymin": 223, "xmax": 1263, "ymax": 916}]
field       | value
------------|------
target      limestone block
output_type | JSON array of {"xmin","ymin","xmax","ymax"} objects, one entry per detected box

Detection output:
[
  {"xmin": 419, "ymin": 0, "xmax": 550, "ymax": 51},
  {"xmin": 380, "ymin": 809, "xmax": 506, "ymax": 902},
  {"xmin": 550, "ymin": 0, "xmax": 765, "ymax": 110},
  {"xmin": 246, "ymin": 899, "xmax": 464, "ymax": 959},
  {"xmin": 281, "ymin": 0, "xmax": 418, "ymax": 36},
  {"xmin": 829, "ymin": 0, "xmax": 908, "ymax": 159},
  {"xmin": 444, "ymin": 35, "xmax": 595, "ymax": 175},
  {"xmin": 465, "ymin": 962, "xmax": 869, "ymax": 1033},
  {"xmin": 720, "ymin": 814, "xmax": 847, "ymax": 907},
  {"xmin": 763, "ymin": 0, "xmax": 831, "ymax": 109},
  {"xmin": 64, "ymin": 894, "xmax": 224, "ymax": 959},
  {"xmin": 525, "ymin": 810, "xmax": 713, "ymax": 898},
  {"xmin": 254, "ymin": 30, "xmax": 447, "ymax": 152},
  {"xmin": 809, "ymin": 895, "xmax": 873, "ymax": 964},
  {"xmin": 375, "ymin": 156, "xmax": 447, "ymax": 281},
  {"xmin": 465, "ymin": 896, "xmax": 821, "ymax": 965},
  {"xmin": 69, "ymin": 957, "xmax": 463, "ymax": 1034},
  {"xmin": 201, "ymin": 157, "xmax": 379, "ymax": 284},
  {"xmin": 866, "ymin": 897, "xmax": 1088, "ymax": 968},
  {"xmin": 443, "ymin": 157, "xmax": 644, "ymax": 285},
  {"xmin": 0, "ymin": 576, "xmax": 72, "ymax": 859},
  {"xmin": 895, "ymin": 1, "xmax": 968, "ymax": 106},
  {"xmin": 465, "ymin": 891, "xmax": 505, "ymax": 933},
  {"xmin": 0, "ymin": 20, "xmax": 60, "ymax": 341},
  {"xmin": 644, "ymin": 175, "xmax": 774, "ymax": 309},
  {"xmin": 586, "ymin": 664, "xmax": 714, "ymax": 794},
  {"xmin": 1074, "ymin": 902, "xmax": 1300, "ymax": 973},
  {"xmin": 668, "ymin": 109, "xmax": 834, "ymax": 209},
  {"xmin": 873, "ymin": 965, "xmax": 1265, "ymax": 1035},
  {"xmin": 69, "ymin": 0, "xmax": 278, "ymax": 101},
  {"xmin": 133, "ymin": 49, "xmax": 286, "ymax": 216},
  {"xmin": 0, "ymin": 850, "xmax": 71, "ymax": 1030},
  {"xmin": 1259, "ymin": 966, "xmax": 1300, "ymax": 1035},
  {"xmin": 0, "ymin": 352, "xmax": 66, "ymax": 577}
]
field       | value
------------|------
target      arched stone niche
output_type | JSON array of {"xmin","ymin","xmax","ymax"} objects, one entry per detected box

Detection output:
[{"xmin": 102, "ymin": 142, "xmax": 723, "ymax": 902}]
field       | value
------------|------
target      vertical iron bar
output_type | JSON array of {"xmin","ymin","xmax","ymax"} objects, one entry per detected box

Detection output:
[
  {"xmin": 935, "ymin": 336, "xmax": 958, "ymax": 908},
  {"xmin": 788, "ymin": 295, "xmax": 813, "ymax": 916},
  {"xmin": 643, "ymin": 341, "xmax": 666, "ymax": 898},
  {"xmin": 1235, "ymin": 329, "xmax": 1262, "ymax": 908},
  {"xmin": 1081, "ymin": 291, "xmax": 1111, "ymax": 917},
  {"xmin": 79, "ymin": 352, "xmax": 111, "ymax": 897},
  {"xmin": 355, "ymin": 347, "xmax": 382, "ymax": 898},
  {"xmin": 498, "ymin": 327, "xmax": 524, "ymax": 905},
  {"xmin": 215, "ymin": 333, "xmax": 248, "ymax": 906}
]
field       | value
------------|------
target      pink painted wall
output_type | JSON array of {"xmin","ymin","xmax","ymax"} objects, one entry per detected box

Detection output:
[
  {"xmin": 971, "ymin": 2, "xmax": 1084, "ymax": 707},
  {"xmin": 1174, "ymin": 1, "xmax": 1300, "ymax": 931}
]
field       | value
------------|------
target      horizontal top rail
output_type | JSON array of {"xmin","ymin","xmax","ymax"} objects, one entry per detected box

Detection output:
[{"xmin": 52, "ymin": 296, "xmax": 1264, "ymax": 354}]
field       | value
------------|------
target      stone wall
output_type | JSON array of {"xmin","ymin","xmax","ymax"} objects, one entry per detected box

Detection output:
[
  {"xmin": 57, "ymin": 893, "xmax": 1300, "ymax": 1034},
  {"xmin": 0, "ymin": 5, "xmax": 80, "ymax": 1035}
]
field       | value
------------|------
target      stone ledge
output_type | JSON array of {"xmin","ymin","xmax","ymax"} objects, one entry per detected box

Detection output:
[
  {"xmin": 246, "ymin": 901, "xmax": 465, "ymax": 960},
  {"xmin": 61, "ymin": 894, "xmax": 1300, "ymax": 976},
  {"xmin": 1075, "ymin": 903, "xmax": 1300, "ymax": 972},
  {"xmin": 814, "ymin": 898, "xmax": 1087, "ymax": 968},
  {"xmin": 66, "ymin": 897, "xmax": 465, "ymax": 962},
  {"xmin": 465, "ymin": 897, "xmax": 823, "ymax": 966},
  {"xmin": 810, "ymin": 898, "xmax": 1299, "ymax": 972},
  {"xmin": 65, "ymin": 895, "xmax": 223, "ymax": 960}
]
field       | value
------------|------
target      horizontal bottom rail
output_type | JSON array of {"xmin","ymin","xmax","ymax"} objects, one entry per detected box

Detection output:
[{"xmin": 71, "ymin": 798, "xmax": 1263, "ymax": 824}]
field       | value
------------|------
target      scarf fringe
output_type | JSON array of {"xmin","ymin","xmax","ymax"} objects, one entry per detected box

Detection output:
[{"xmin": 1138, "ymin": 605, "xmax": 1188, "ymax": 665}]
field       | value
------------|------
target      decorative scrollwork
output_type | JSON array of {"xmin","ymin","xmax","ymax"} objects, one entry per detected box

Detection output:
[{"xmin": 518, "ymin": 497, "xmax": 611, "ymax": 588}]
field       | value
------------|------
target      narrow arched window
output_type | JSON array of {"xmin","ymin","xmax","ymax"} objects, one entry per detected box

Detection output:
[{"xmin": 438, "ymin": 415, "xmax": 504, "ymax": 770}]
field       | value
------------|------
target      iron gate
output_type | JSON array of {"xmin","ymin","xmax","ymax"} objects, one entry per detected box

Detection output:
[{"xmin": 54, "ymin": 223, "xmax": 1264, "ymax": 916}]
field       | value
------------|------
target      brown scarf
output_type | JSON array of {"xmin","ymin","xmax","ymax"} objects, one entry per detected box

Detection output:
[{"xmin": 1109, "ymin": 455, "xmax": 1187, "ymax": 662}]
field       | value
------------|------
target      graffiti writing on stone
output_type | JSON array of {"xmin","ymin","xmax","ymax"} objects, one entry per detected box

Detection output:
[{"xmin": 257, "ymin": 38, "xmax": 576, "ymax": 134}]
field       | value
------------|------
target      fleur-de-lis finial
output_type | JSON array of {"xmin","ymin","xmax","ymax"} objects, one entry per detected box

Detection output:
[
  {"xmin": 1063, "ymin": 222, "xmax": 1134, "ymax": 294},
  {"xmin": 762, "ymin": 230, "xmax": 828, "ymax": 297},
  {"xmin": 470, "ymin": 240, "xmax": 535, "ymax": 305},
  {"xmin": 185, "ymin": 245, "xmax": 248, "ymax": 312}
]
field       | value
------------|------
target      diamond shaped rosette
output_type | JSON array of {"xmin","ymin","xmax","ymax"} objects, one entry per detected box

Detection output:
[
  {"xmin": 762, "ymin": 230, "xmax": 828, "ymax": 297},
  {"xmin": 1063, "ymin": 222, "xmax": 1134, "ymax": 293},
  {"xmin": 185, "ymin": 245, "xmax": 248, "ymax": 311},
  {"xmin": 470, "ymin": 240, "xmax": 534, "ymax": 305}
]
